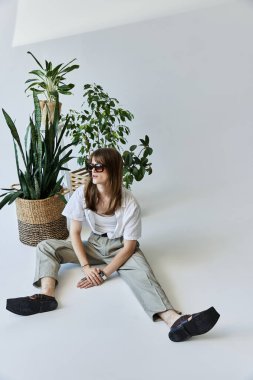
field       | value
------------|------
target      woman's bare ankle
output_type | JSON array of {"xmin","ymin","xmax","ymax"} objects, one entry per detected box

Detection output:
[
  {"xmin": 41, "ymin": 289, "xmax": 55, "ymax": 297},
  {"xmin": 41, "ymin": 277, "xmax": 56, "ymax": 297},
  {"xmin": 158, "ymin": 309, "xmax": 182, "ymax": 327}
]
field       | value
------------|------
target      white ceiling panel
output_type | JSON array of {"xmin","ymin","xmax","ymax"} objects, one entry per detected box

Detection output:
[{"xmin": 13, "ymin": 0, "xmax": 236, "ymax": 46}]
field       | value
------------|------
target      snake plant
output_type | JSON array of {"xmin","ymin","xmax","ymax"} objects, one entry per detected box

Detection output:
[{"xmin": 0, "ymin": 91, "xmax": 73, "ymax": 209}]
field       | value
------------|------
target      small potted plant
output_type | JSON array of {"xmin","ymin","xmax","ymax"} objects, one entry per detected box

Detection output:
[
  {"xmin": 0, "ymin": 91, "xmax": 74, "ymax": 246},
  {"xmin": 25, "ymin": 51, "xmax": 79, "ymax": 124},
  {"xmin": 65, "ymin": 83, "xmax": 153, "ymax": 190}
]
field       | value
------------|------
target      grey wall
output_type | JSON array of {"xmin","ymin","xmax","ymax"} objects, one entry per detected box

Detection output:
[{"xmin": 0, "ymin": 0, "xmax": 252, "ymax": 201}]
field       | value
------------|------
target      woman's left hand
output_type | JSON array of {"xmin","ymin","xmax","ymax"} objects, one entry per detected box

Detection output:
[
  {"xmin": 77, "ymin": 277, "xmax": 102, "ymax": 289},
  {"xmin": 77, "ymin": 268, "xmax": 105, "ymax": 289}
]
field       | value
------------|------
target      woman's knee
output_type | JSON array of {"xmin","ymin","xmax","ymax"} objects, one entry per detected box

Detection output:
[{"xmin": 36, "ymin": 239, "xmax": 59, "ymax": 258}]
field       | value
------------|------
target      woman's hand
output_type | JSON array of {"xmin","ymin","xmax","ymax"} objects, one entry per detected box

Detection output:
[{"xmin": 77, "ymin": 267, "xmax": 103, "ymax": 289}]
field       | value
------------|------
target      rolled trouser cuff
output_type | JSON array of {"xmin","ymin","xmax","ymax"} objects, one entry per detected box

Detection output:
[{"xmin": 33, "ymin": 273, "xmax": 59, "ymax": 288}]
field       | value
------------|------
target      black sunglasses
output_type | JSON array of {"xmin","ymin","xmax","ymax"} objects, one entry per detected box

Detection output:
[{"xmin": 86, "ymin": 163, "xmax": 106, "ymax": 173}]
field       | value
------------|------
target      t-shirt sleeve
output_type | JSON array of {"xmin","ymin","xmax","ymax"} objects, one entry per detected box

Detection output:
[
  {"xmin": 62, "ymin": 186, "xmax": 85, "ymax": 221},
  {"xmin": 123, "ymin": 199, "xmax": 142, "ymax": 240}
]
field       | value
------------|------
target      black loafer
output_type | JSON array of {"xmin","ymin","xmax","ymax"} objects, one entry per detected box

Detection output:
[
  {"xmin": 169, "ymin": 306, "xmax": 220, "ymax": 342},
  {"xmin": 6, "ymin": 294, "xmax": 58, "ymax": 316}
]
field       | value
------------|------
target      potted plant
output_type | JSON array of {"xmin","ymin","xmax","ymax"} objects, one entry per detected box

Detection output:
[
  {"xmin": 25, "ymin": 51, "xmax": 79, "ymax": 124},
  {"xmin": 65, "ymin": 83, "xmax": 153, "ymax": 190},
  {"xmin": 0, "ymin": 91, "xmax": 73, "ymax": 246}
]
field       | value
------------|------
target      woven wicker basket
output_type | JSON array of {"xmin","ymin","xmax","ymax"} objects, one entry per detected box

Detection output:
[
  {"xmin": 70, "ymin": 168, "xmax": 90, "ymax": 192},
  {"xmin": 15, "ymin": 194, "xmax": 69, "ymax": 246}
]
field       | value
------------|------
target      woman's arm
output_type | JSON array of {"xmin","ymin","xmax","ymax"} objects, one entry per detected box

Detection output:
[
  {"xmin": 70, "ymin": 220, "xmax": 103, "ymax": 286},
  {"xmin": 70, "ymin": 219, "xmax": 90, "ymax": 267},
  {"xmin": 102, "ymin": 240, "xmax": 137, "ymax": 277},
  {"xmin": 77, "ymin": 240, "xmax": 136, "ymax": 289}
]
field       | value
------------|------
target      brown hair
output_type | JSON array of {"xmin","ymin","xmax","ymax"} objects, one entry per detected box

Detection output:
[{"xmin": 85, "ymin": 148, "xmax": 123, "ymax": 214}]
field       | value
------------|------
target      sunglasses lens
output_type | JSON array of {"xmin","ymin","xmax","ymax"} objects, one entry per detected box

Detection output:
[
  {"xmin": 86, "ymin": 163, "xmax": 105, "ymax": 172},
  {"xmin": 95, "ymin": 164, "xmax": 104, "ymax": 172}
]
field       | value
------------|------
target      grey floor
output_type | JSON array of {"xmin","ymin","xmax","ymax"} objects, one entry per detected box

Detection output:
[{"xmin": 0, "ymin": 176, "xmax": 252, "ymax": 380}]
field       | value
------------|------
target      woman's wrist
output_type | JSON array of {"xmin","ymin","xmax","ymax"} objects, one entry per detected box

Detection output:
[
  {"xmin": 81, "ymin": 263, "xmax": 90, "ymax": 270},
  {"xmin": 99, "ymin": 270, "xmax": 108, "ymax": 281},
  {"xmin": 102, "ymin": 267, "xmax": 111, "ymax": 277}
]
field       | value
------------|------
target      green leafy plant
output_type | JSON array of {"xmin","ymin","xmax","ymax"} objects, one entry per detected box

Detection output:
[
  {"xmin": 0, "ymin": 91, "xmax": 73, "ymax": 209},
  {"xmin": 122, "ymin": 135, "xmax": 153, "ymax": 189},
  {"xmin": 65, "ymin": 83, "xmax": 153, "ymax": 189},
  {"xmin": 25, "ymin": 51, "xmax": 79, "ymax": 102}
]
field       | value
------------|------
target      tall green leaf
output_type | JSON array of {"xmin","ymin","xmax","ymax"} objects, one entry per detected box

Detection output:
[
  {"xmin": 34, "ymin": 176, "xmax": 41, "ymax": 198},
  {"xmin": 27, "ymin": 51, "xmax": 44, "ymax": 69},
  {"xmin": 0, "ymin": 192, "xmax": 18, "ymax": 209},
  {"xmin": 13, "ymin": 140, "xmax": 21, "ymax": 185},
  {"xmin": 52, "ymin": 92, "xmax": 60, "ymax": 136},
  {"xmin": 33, "ymin": 90, "xmax": 42, "ymax": 128},
  {"xmin": 2, "ymin": 109, "xmax": 26, "ymax": 165},
  {"xmin": 7, "ymin": 190, "xmax": 23, "ymax": 205}
]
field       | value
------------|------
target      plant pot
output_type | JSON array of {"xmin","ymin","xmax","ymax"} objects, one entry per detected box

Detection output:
[
  {"xmin": 39, "ymin": 100, "xmax": 62, "ymax": 125},
  {"xmin": 70, "ymin": 167, "xmax": 90, "ymax": 192},
  {"xmin": 15, "ymin": 194, "xmax": 68, "ymax": 246}
]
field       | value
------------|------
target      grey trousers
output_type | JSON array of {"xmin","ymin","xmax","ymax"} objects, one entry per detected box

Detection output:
[{"xmin": 34, "ymin": 233, "xmax": 181, "ymax": 322}]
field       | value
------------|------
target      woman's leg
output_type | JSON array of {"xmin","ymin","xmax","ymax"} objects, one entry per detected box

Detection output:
[
  {"xmin": 34, "ymin": 238, "xmax": 104, "ymax": 293},
  {"xmin": 34, "ymin": 239, "xmax": 78, "ymax": 292},
  {"xmin": 6, "ymin": 238, "xmax": 104, "ymax": 316},
  {"xmin": 82, "ymin": 236, "xmax": 186, "ymax": 326},
  {"xmin": 41, "ymin": 277, "xmax": 56, "ymax": 297},
  {"xmin": 117, "ymin": 246, "xmax": 182, "ymax": 323},
  {"xmin": 114, "ymin": 244, "xmax": 220, "ymax": 341},
  {"xmin": 158, "ymin": 309, "xmax": 189, "ymax": 327},
  {"xmin": 34, "ymin": 239, "xmax": 76, "ymax": 297},
  {"xmin": 88, "ymin": 235, "xmax": 182, "ymax": 323}
]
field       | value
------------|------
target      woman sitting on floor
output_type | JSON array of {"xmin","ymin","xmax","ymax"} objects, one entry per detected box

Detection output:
[{"xmin": 6, "ymin": 147, "xmax": 220, "ymax": 342}]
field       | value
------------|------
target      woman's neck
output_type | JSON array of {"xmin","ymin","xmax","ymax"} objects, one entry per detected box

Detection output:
[
  {"xmin": 95, "ymin": 183, "xmax": 113, "ymax": 215},
  {"xmin": 96, "ymin": 183, "xmax": 111, "ymax": 200}
]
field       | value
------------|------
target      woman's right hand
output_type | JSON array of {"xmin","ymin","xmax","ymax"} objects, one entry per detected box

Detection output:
[{"xmin": 80, "ymin": 266, "xmax": 103, "ymax": 286}]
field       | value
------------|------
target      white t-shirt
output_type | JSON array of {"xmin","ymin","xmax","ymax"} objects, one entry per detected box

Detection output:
[
  {"xmin": 94, "ymin": 213, "xmax": 117, "ymax": 235},
  {"xmin": 62, "ymin": 186, "xmax": 142, "ymax": 240}
]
